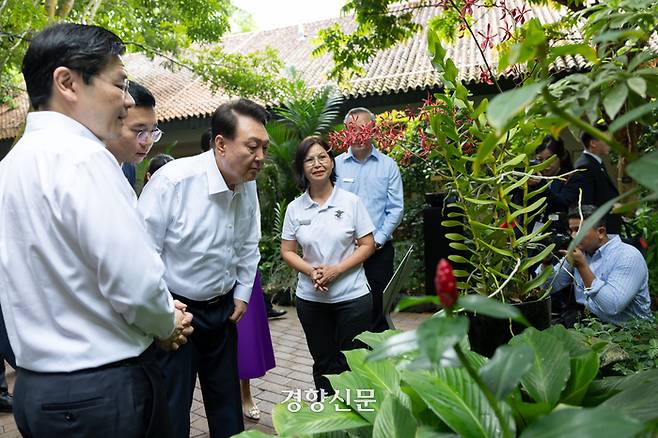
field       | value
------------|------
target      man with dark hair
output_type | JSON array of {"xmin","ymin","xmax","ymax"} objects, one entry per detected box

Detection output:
[
  {"xmin": 139, "ymin": 98, "xmax": 269, "ymax": 438},
  {"xmin": 105, "ymin": 81, "xmax": 162, "ymax": 187},
  {"xmin": 335, "ymin": 107, "xmax": 404, "ymax": 332},
  {"xmin": 199, "ymin": 128, "xmax": 287, "ymax": 318},
  {"xmin": 539, "ymin": 205, "xmax": 652, "ymax": 325},
  {"xmin": 0, "ymin": 23, "xmax": 192, "ymax": 437},
  {"xmin": 567, "ymin": 122, "xmax": 621, "ymax": 233}
]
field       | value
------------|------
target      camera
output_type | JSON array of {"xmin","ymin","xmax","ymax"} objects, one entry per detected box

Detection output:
[{"xmin": 546, "ymin": 213, "xmax": 571, "ymax": 253}]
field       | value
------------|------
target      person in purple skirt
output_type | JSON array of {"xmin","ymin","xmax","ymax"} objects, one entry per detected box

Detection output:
[{"xmin": 237, "ymin": 270, "xmax": 276, "ymax": 421}]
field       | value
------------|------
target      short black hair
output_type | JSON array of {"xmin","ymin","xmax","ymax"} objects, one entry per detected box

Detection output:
[
  {"xmin": 127, "ymin": 81, "xmax": 155, "ymax": 108},
  {"xmin": 581, "ymin": 122, "xmax": 608, "ymax": 149},
  {"xmin": 144, "ymin": 153, "xmax": 174, "ymax": 185},
  {"xmin": 294, "ymin": 136, "xmax": 336, "ymax": 191},
  {"xmin": 211, "ymin": 98, "xmax": 269, "ymax": 141},
  {"xmin": 536, "ymin": 135, "xmax": 572, "ymax": 171},
  {"xmin": 568, "ymin": 205, "xmax": 606, "ymax": 229},
  {"xmin": 22, "ymin": 23, "xmax": 126, "ymax": 109},
  {"xmin": 200, "ymin": 128, "xmax": 212, "ymax": 152}
]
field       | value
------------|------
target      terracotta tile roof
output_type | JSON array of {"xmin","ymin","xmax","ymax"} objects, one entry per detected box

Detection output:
[{"xmin": 0, "ymin": 0, "xmax": 581, "ymax": 140}]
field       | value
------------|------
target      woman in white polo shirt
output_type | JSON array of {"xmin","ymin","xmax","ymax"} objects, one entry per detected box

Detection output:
[{"xmin": 281, "ymin": 136, "xmax": 376, "ymax": 395}]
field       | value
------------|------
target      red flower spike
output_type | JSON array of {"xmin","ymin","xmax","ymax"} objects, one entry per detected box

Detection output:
[{"xmin": 435, "ymin": 259, "xmax": 458, "ymax": 309}]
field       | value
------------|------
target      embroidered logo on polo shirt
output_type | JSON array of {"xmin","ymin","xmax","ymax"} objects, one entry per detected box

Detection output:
[{"xmin": 334, "ymin": 210, "xmax": 344, "ymax": 219}]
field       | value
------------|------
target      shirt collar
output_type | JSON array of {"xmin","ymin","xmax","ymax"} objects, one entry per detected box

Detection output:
[
  {"xmin": 345, "ymin": 144, "xmax": 380, "ymax": 162},
  {"xmin": 583, "ymin": 150, "xmax": 603, "ymax": 164},
  {"xmin": 591, "ymin": 234, "xmax": 620, "ymax": 259},
  {"xmin": 25, "ymin": 111, "xmax": 105, "ymax": 148},
  {"xmin": 301, "ymin": 184, "xmax": 339, "ymax": 210},
  {"xmin": 204, "ymin": 149, "xmax": 244, "ymax": 196}
]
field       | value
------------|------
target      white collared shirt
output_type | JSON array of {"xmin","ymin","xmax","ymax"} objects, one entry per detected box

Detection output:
[
  {"xmin": 138, "ymin": 150, "xmax": 260, "ymax": 303},
  {"xmin": 0, "ymin": 112, "xmax": 176, "ymax": 372},
  {"xmin": 583, "ymin": 150, "xmax": 603, "ymax": 164},
  {"xmin": 282, "ymin": 186, "xmax": 374, "ymax": 303}
]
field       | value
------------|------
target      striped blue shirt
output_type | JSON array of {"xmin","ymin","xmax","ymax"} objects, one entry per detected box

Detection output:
[
  {"xmin": 546, "ymin": 235, "xmax": 653, "ymax": 325},
  {"xmin": 335, "ymin": 146, "xmax": 404, "ymax": 246}
]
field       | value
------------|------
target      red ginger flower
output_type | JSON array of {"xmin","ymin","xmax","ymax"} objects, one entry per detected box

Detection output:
[{"xmin": 435, "ymin": 259, "xmax": 458, "ymax": 309}]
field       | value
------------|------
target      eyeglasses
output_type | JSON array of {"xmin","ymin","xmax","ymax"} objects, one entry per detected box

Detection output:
[
  {"xmin": 96, "ymin": 75, "xmax": 130, "ymax": 97},
  {"xmin": 136, "ymin": 128, "xmax": 163, "ymax": 144},
  {"xmin": 304, "ymin": 154, "xmax": 330, "ymax": 166}
]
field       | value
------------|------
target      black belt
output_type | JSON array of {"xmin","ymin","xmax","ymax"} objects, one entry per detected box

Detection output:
[
  {"xmin": 171, "ymin": 291, "xmax": 233, "ymax": 309},
  {"xmin": 95, "ymin": 342, "xmax": 157, "ymax": 371}
]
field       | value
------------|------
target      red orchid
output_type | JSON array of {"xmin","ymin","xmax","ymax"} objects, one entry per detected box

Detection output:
[
  {"xmin": 435, "ymin": 259, "xmax": 458, "ymax": 309},
  {"xmin": 477, "ymin": 23, "xmax": 496, "ymax": 50}
]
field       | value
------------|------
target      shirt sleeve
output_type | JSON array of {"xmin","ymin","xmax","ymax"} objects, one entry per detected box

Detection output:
[
  {"xmin": 583, "ymin": 249, "xmax": 648, "ymax": 320},
  {"xmin": 376, "ymin": 160, "xmax": 404, "ymax": 245},
  {"xmin": 354, "ymin": 196, "xmax": 375, "ymax": 238},
  {"xmin": 281, "ymin": 201, "xmax": 296, "ymax": 241},
  {"xmin": 137, "ymin": 173, "xmax": 176, "ymax": 255},
  {"xmin": 233, "ymin": 185, "xmax": 261, "ymax": 303},
  {"xmin": 58, "ymin": 152, "xmax": 175, "ymax": 340},
  {"xmin": 536, "ymin": 258, "xmax": 574, "ymax": 293}
]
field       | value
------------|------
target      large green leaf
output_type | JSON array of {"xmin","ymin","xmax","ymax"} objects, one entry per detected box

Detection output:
[
  {"xmin": 627, "ymin": 150, "xmax": 658, "ymax": 193},
  {"xmin": 395, "ymin": 296, "xmax": 440, "ymax": 312},
  {"xmin": 509, "ymin": 328, "xmax": 571, "ymax": 406},
  {"xmin": 600, "ymin": 368, "xmax": 658, "ymax": 422},
  {"xmin": 561, "ymin": 350, "xmax": 599, "ymax": 405},
  {"xmin": 403, "ymin": 369, "xmax": 514, "ymax": 438},
  {"xmin": 327, "ymin": 370, "xmax": 385, "ymax": 424},
  {"xmin": 233, "ymin": 430, "xmax": 274, "ymax": 437},
  {"xmin": 368, "ymin": 330, "xmax": 419, "ymax": 361},
  {"xmin": 480, "ymin": 343, "xmax": 534, "ymax": 400},
  {"xmin": 519, "ymin": 406, "xmax": 644, "ymax": 438},
  {"xmin": 458, "ymin": 295, "xmax": 529, "ymax": 325},
  {"xmin": 417, "ymin": 316, "xmax": 469, "ymax": 364},
  {"xmin": 487, "ymin": 82, "xmax": 547, "ymax": 132},
  {"xmin": 608, "ymin": 101, "xmax": 658, "ymax": 133},
  {"xmin": 344, "ymin": 349, "xmax": 406, "ymax": 406},
  {"xmin": 355, "ymin": 330, "xmax": 402, "ymax": 349},
  {"xmin": 372, "ymin": 395, "xmax": 418, "ymax": 438},
  {"xmin": 603, "ymin": 83, "xmax": 628, "ymax": 119},
  {"xmin": 272, "ymin": 401, "xmax": 369, "ymax": 436}
]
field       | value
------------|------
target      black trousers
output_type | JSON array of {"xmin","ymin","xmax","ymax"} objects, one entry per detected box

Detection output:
[
  {"xmin": 296, "ymin": 293, "xmax": 372, "ymax": 394},
  {"xmin": 13, "ymin": 344, "xmax": 171, "ymax": 438},
  {"xmin": 364, "ymin": 241, "xmax": 395, "ymax": 332},
  {"xmin": 158, "ymin": 293, "xmax": 242, "ymax": 438}
]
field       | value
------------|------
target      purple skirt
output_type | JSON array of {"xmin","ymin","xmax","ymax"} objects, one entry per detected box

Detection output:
[{"xmin": 237, "ymin": 271, "xmax": 275, "ymax": 380}]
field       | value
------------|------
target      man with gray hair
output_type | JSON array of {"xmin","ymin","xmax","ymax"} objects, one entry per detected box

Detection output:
[{"xmin": 335, "ymin": 107, "xmax": 404, "ymax": 332}]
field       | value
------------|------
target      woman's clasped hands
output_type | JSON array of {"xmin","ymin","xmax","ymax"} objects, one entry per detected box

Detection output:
[{"xmin": 310, "ymin": 265, "xmax": 343, "ymax": 292}]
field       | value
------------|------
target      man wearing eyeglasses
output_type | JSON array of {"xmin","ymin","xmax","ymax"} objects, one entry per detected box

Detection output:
[
  {"xmin": 106, "ymin": 81, "xmax": 163, "ymax": 187},
  {"xmin": 0, "ymin": 23, "xmax": 191, "ymax": 437}
]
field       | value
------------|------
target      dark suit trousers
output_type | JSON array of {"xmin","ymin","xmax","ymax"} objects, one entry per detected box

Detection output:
[
  {"xmin": 13, "ymin": 344, "xmax": 171, "ymax": 438},
  {"xmin": 296, "ymin": 294, "xmax": 372, "ymax": 394},
  {"xmin": 157, "ymin": 293, "xmax": 242, "ymax": 438},
  {"xmin": 364, "ymin": 241, "xmax": 395, "ymax": 332}
]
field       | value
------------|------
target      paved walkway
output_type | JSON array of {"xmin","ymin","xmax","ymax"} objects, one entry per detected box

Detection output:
[{"xmin": 0, "ymin": 306, "xmax": 430, "ymax": 437}]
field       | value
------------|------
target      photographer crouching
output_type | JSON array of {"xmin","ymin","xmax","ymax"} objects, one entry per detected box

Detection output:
[{"xmin": 539, "ymin": 205, "xmax": 653, "ymax": 325}]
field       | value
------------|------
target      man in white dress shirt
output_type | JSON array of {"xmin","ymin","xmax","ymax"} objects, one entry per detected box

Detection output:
[
  {"xmin": 138, "ymin": 98, "xmax": 268, "ymax": 437},
  {"xmin": 0, "ymin": 23, "xmax": 192, "ymax": 438}
]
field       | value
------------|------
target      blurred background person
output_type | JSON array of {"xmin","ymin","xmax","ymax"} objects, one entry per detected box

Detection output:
[{"xmin": 144, "ymin": 153, "xmax": 174, "ymax": 185}]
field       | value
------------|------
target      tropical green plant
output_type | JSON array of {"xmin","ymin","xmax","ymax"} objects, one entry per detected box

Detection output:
[
  {"xmin": 0, "ymin": 0, "xmax": 285, "ymax": 105},
  {"xmin": 236, "ymin": 287, "xmax": 658, "ymax": 437},
  {"xmin": 573, "ymin": 316, "xmax": 658, "ymax": 376}
]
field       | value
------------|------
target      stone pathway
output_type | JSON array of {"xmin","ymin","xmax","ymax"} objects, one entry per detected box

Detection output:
[{"xmin": 0, "ymin": 306, "xmax": 431, "ymax": 437}]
